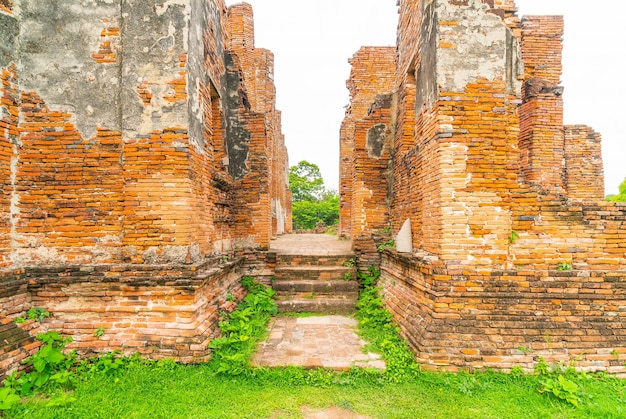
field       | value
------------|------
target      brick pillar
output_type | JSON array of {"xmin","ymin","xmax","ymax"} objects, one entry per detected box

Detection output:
[
  {"xmin": 226, "ymin": 3, "xmax": 257, "ymax": 111},
  {"xmin": 519, "ymin": 16, "xmax": 565, "ymax": 194},
  {"xmin": 340, "ymin": 47, "xmax": 395, "ymax": 241},
  {"xmin": 564, "ymin": 125, "xmax": 604, "ymax": 201}
]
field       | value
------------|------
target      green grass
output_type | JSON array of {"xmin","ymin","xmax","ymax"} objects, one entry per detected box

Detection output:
[
  {"xmin": 3, "ymin": 274, "xmax": 626, "ymax": 418},
  {"xmin": 5, "ymin": 365, "xmax": 626, "ymax": 418}
]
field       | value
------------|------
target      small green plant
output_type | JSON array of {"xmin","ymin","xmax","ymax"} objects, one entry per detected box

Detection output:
[
  {"xmin": 28, "ymin": 307, "xmax": 50, "ymax": 322},
  {"xmin": 343, "ymin": 272, "xmax": 352, "ymax": 281},
  {"xmin": 557, "ymin": 259, "xmax": 573, "ymax": 271},
  {"xmin": 14, "ymin": 317, "xmax": 26, "ymax": 324},
  {"xmin": 226, "ymin": 292, "xmax": 235, "ymax": 302},
  {"xmin": 517, "ymin": 346, "xmax": 531, "ymax": 355},
  {"xmin": 6, "ymin": 331, "xmax": 76, "ymax": 397},
  {"xmin": 93, "ymin": 327, "xmax": 106, "ymax": 338},
  {"xmin": 508, "ymin": 230, "xmax": 519, "ymax": 244},
  {"xmin": 0, "ymin": 387, "xmax": 20, "ymax": 411},
  {"xmin": 209, "ymin": 276, "xmax": 277, "ymax": 375},
  {"xmin": 342, "ymin": 258, "xmax": 356, "ymax": 268},
  {"xmin": 356, "ymin": 266, "xmax": 420, "ymax": 382},
  {"xmin": 510, "ymin": 365, "xmax": 525, "ymax": 378},
  {"xmin": 539, "ymin": 374, "xmax": 582, "ymax": 407},
  {"xmin": 376, "ymin": 239, "xmax": 395, "ymax": 252}
]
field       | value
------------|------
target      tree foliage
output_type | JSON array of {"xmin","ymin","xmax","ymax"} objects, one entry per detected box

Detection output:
[
  {"xmin": 289, "ymin": 161, "xmax": 339, "ymax": 230},
  {"xmin": 289, "ymin": 160, "xmax": 325, "ymax": 202},
  {"xmin": 606, "ymin": 177, "xmax": 626, "ymax": 202}
]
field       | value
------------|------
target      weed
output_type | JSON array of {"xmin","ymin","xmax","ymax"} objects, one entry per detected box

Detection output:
[
  {"xmin": 357, "ymin": 265, "xmax": 380, "ymax": 287},
  {"xmin": 13, "ymin": 317, "xmax": 25, "ymax": 324},
  {"xmin": 557, "ymin": 259, "xmax": 573, "ymax": 271},
  {"xmin": 510, "ymin": 366, "xmax": 525, "ymax": 378},
  {"xmin": 539, "ymin": 374, "xmax": 582, "ymax": 407},
  {"xmin": 93, "ymin": 327, "xmax": 105, "ymax": 338},
  {"xmin": 343, "ymin": 272, "xmax": 352, "ymax": 281},
  {"xmin": 355, "ymin": 266, "xmax": 420, "ymax": 382},
  {"xmin": 209, "ymin": 276, "xmax": 277, "ymax": 375},
  {"xmin": 508, "ymin": 230, "xmax": 519, "ymax": 244},
  {"xmin": 517, "ymin": 346, "xmax": 531, "ymax": 355},
  {"xmin": 376, "ymin": 239, "xmax": 395, "ymax": 252},
  {"xmin": 5, "ymin": 331, "xmax": 76, "ymax": 397},
  {"xmin": 342, "ymin": 258, "xmax": 356, "ymax": 268},
  {"xmin": 0, "ymin": 387, "xmax": 20, "ymax": 411},
  {"xmin": 226, "ymin": 292, "xmax": 235, "ymax": 302}
]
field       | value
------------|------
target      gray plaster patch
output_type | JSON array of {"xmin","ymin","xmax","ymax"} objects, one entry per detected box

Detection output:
[
  {"xmin": 436, "ymin": 0, "xmax": 522, "ymax": 95},
  {"xmin": 366, "ymin": 123, "xmax": 387, "ymax": 158}
]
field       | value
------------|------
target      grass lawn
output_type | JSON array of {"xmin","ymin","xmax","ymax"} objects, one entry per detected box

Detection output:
[{"xmin": 5, "ymin": 363, "xmax": 626, "ymax": 418}]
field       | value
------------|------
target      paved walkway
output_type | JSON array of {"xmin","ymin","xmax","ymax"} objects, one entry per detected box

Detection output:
[
  {"xmin": 251, "ymin": 315, "xmax": 385, "ymax": 370},
  {"xmin": 270, "ymin": 233, "xmax": 352, "ymax": 255},
  {"xmin": 251, "ymin": 234, "xmax": 385, "ymax": 371}
]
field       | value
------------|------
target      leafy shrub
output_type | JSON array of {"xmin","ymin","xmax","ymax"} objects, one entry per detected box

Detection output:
[
  {"xmin": 209, "ymin": 277, "xmax": 277, "ymax": 375},
  {"xmin": 5, "ymin": 332, "xmax": 76, "ymax": 397},
  {"xmin": 355, "ymin": 266, "xmax": 420, "ymax": 382}
]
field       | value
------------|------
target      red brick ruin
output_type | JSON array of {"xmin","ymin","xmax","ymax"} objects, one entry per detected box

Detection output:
[
  {"xmin": 1, "ymin": 0, "xmax": 625, "ymax": 377},
  {"xmin": 1, "ymin": 1, "xmax": 290, "ymax": 375},
  {"xmin": 341, "ymin": 0, "xmax": 626, "ymax": 373}
]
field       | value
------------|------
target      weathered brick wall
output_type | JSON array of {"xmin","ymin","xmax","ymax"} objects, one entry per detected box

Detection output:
[
  {"xmin": 0, "ymin": 64, "xmax": 17, "ymax": 269},
  {"xmin": 339, "ymin": 47, "xmax": 395, "ymax": 242},
  {"xmin": 351, "ymin": 97, "xmax": 393, "ymax": 240},
  {"xmin": 381, "ymin": 250, "xmax": 626, "ymax": 375},
  {"xmin": 0, "ymin": 0, "xmax": 290, "ymax": 377},
  {"xmin": 342, "ymin": 0, "xmax": 626, "ymax": 372},
  {"xmin": 0, "ymin": 258, "xmax": 246, "ymax": 379},
  {"xmin": 0, "ymin": 8, "xmax": 18, "ymax": 268},
  {"xmin": 564, "ymin": 126, "xmax": 604, "ymax": 201}
]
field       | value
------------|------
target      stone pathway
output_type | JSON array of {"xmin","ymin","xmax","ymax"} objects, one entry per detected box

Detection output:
[
  {"xmin": 252, "ymin": 234, "xmax": 385, "ymax": 372},
  {"xmin": 252, "ymin": 315, "xmax": 385, "ymax": 370}
]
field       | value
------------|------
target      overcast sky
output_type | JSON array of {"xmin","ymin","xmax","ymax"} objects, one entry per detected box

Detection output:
[{"xmin": 224, "ymin": 0, "xmax": 624, "ymax": 196}]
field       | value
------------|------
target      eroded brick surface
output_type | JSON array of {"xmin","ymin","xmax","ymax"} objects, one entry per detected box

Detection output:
[
  {"xmin": 0, "ymin": 0, "xmax": 290, "ymax": 376},
  {"xmin": 341, "ymin": 0, "xmax": 626, "ymax": 373}
]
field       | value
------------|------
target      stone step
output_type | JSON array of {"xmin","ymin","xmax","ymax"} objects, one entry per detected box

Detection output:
[
  {"xmin": 276, "ymin": 254, "xmax": 355, "ymax": 268},
  {"xmin": 275, "ymin": 298, "xmax": 356, "ymax": 314},
  {"xmin": 273, "ymin": 279, "xmax": 359, "ymax": 296},
  {"xmin": 274, "ymin": 266, "xmax": 357, "ymax": 282}
]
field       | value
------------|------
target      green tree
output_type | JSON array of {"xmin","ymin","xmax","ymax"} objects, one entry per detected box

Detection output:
[
  {"xmin": 289, "ymin": 160, "xmax": 325, "ymax": 202},
  {"xmin": 288, "ymin": 161, "xmax": 339, "ymax": 230},
  {"xmin": 606, "ymin": 177, "xmax": 626, "ymax": 202}
]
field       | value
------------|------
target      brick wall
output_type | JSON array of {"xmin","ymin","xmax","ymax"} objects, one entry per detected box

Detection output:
[
  {"xmin": 339, "ymin": 47, "xmax": 396, "ymax": 242},
  {"xmin": 564, "ymin": 126, "xmax": 604, "ymax": 200},
  {"xmin": 381, "ymin": 250, "xmax": 626, "ymax": 375},
  {"xmin": 342, "ymin": 0, "xmax": 626, "ymax": 372},
  {"xmin": 0, "ymin": 0, "xmax": 290, "ymax": 377},
  {"xmin": 0, "ymin": 65, "xmax": 18, "ymax": 268}
]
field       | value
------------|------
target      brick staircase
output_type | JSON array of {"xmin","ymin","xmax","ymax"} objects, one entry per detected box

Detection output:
[{"xmin": 272, "ymin": 254, "xmax": 359, "ymax": 314}]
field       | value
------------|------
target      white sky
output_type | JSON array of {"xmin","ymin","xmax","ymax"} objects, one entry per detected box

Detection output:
[{"xmin": 225, "ymin": 0, "xmax": 624, "ymax": 196}]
